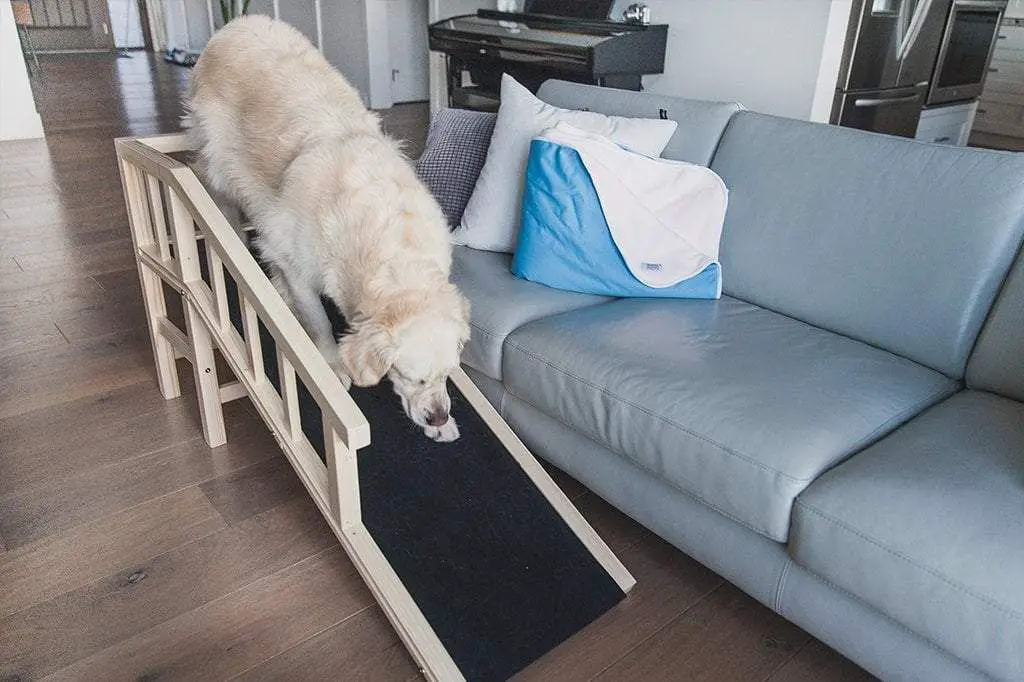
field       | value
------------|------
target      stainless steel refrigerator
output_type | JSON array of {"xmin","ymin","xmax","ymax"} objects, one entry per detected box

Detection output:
[{"xmin": 832, "ymin": 0, "xmax": 953, "ymax": 137}]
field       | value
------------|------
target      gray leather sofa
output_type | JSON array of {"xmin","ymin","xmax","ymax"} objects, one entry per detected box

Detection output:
[{"xmin": 451, "ymin": 80, "xmax": 1024, "ymax": 681}]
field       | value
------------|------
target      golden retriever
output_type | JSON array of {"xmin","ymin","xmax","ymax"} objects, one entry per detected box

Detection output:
[{"xmin": 187, "ymin": 16, "xmax": 469, "ymax": 442}]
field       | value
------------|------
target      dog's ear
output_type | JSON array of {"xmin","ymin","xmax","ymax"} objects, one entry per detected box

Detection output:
[{"xmin": 338, "ymin": 322, "xmax": 394, "ymax": 387}]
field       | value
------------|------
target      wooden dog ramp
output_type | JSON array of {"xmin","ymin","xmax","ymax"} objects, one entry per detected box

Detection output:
[{"xmin": 115, "ymin": 133, "xmax": 635, "ymax": 681}]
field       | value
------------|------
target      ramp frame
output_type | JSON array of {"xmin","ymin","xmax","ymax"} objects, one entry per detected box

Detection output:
[{"xmin": 115, "ymin": 133, "xmax": 635, "ymax": 681}]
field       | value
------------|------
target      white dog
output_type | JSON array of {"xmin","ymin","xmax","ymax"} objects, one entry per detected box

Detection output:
[{"xmin": 187, "ymin": 16, "xmax": 469, "ymax": 442}]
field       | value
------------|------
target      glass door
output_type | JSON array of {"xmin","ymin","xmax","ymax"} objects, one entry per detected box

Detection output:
[{"xmin": 928, "ymin": 1, "xmax": 1007, "ymax": 103}]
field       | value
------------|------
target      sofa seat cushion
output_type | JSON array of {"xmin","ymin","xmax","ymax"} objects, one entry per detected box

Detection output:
[
  {"xmin": 451, "ymin": 246, "xmax": 612, "ymax": 380},
  {"xmin": 502, "ymin": 297, "xmax": 957, "ymax": 542},
  {"xmin": 791, "ymin": 390, "xmax": 1024, "ymax": 682}
]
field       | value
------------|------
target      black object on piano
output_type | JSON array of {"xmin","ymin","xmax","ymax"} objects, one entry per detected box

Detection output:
[
  {"xmin": 428, "ymin": 2, "xmax": 667, "ymax": 111},
  {"xmin": 523, "ymin": 0, "xmax": 615, "ymax": 19}
]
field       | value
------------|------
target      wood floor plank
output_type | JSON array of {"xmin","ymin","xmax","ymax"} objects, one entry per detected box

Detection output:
[
  {"xmin": 0, "ymin": 401, "xmax": 273, "ymax": 548},
  {"xmin": 513, "ymin": 535, "xmax": 723, "ymax": 682},
  {"xmin": 0, "ymin": 327, "xmax": 153, "ymax": 419},
  {"xmin": 0, "ymin": 382, "xmax": 201, "ymax": 495},
  {"xmin": 574, "ymin": 490, "xmax": 655, "ymax": 552},
  {"xmin": 41, "ymin": 547, "xmax": 371, "ymax": 682},
  {"xmin": 0, "ymin": 318, "xmax": 67, "ymax": 358},
  {"xmin": 0, "ymin": 487, "xmax": 225, "ymax": 620},
  {"xmin": 0, "ymin": 497, "xmax": 335, "ymax": 680},
  {"xmin": 540, "ymin": 460, "xmax": 589, "ymax": 502},
  {"xmin": 0, "ymin": 227, "xmax": 127, "ymax": 259},
  {"xmin": 12, "ymin": 240, "xmax": 137, "ymax": 281},
  {"xmin": 199, "ymin": 455, "xmax": 310, "ymax": 524},
  {"xmin": 53, "ymin": 288, "xmax": 148, "ymax": 342},
  {"xmin": 0, "ymin": 274, "xmax": 105, "ymax": 314},
  {"xmin": 0, "ymin": 201, "xmax": 128, "ymax": 236},
  {"xmin": 594, "ymin": 583, "xmax": 811, "ymax": 682},
  {"xmin": 766, "ymin": 639, "xmax": 877, "ymax": 682},
  {"xmin": 0, "ymin": 271, "xmax": 143, "ymax": 347},
  {"xmin": 231, "ymin": 605, "xmax": 419, "ymax": 682}
]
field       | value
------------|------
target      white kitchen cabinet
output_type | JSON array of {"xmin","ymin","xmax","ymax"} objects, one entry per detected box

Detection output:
[
  {"xmin": 916, "ymin": 101, "xmax": 978, "ymax": 145},
  {"xmin": 973, "ymin": 18, "xmax": 1024, "ymax": 139}
]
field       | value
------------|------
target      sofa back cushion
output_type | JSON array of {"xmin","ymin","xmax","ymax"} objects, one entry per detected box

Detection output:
[
  {"xmin": 536, "ymin": 79, "xmax": 741, "ymax": 166},
  {"xmin": 967, "ymin": 245, "xmax": 1024, "ymax": 401},
  {"xmin": 710, "ymin": 111, "xmax": 1024, "ymax": 377}
]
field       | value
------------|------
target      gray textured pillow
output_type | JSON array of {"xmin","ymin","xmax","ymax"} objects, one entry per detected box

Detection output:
[{"xmin": 415, "ymin": 108, "xmax": 497, "ymax": 228}]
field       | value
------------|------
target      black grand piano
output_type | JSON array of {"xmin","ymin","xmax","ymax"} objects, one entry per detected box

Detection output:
[{"xmin": 428, "ymin": 0, "xmax": 667, "ymax": 111}]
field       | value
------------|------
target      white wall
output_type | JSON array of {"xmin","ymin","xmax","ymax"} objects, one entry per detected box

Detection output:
[
  {"xmin": 1007, "ymin": 0, "xmax": 1024, "ymax": 18},
  {"xmin": 163, "ymin": 1, "xmax": 373, "ymax": 102},
  {"xmin": 610, "ymin": 0, "xmax": 843, "ymax": 120},
  {"xmin": 0, "ymin": 1, "xmax": 44, "ymax": 141},
  {"xmin": 321, "ymin": 0, "xmax": 372, "ymax": 101},
  {"xmin": 431, "ymin": 0, "xmax": 494, "ymax": 20}
]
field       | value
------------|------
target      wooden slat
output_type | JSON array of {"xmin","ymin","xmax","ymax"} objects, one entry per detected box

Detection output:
[
  {"xmin": 121, "ymin": 164, "xmax": 155, "ymax": 249},
  {"xmin": 277, "ymin": 348, "xmax": 302, "ymax": 444},
  {"xmin": 241, "ymin": 296, "xmax": 264, "ymax": 379},
  {"xmin": 207, "ymin": 246, "xmax": 230, "ymax": 331},
  {"xmin": 324, "ymin": 422, "xmax": 359, "ymax": 527},
  {"xmin": 219, "ymin": 380, "xmax": 248, "ymax": 403},
  {"xmin": 166, "ymin": 193, "xmax": 200, "ymax": 282},
  {"xmin": 183, "ymin": 297, "xmax": 227, "ymax": 447},
  {"xmin": 157, "ymin": 315, "xmax": 192, "ymax": 362},
  {"xmin": 146, "ymin": 175, "xmax": 171, "ymax": 260}
]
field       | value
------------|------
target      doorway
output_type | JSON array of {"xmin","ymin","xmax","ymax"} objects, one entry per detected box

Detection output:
[
  {"xmin": 386, "ymin": 0, "xmax": 430, "ymax": 103},
  {"xmin": 109, "ymin": 0, "xmax": 147, "ymax": 49}
]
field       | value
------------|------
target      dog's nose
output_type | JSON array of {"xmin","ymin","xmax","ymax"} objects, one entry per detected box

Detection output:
[{"xmin": 425, "ymin": 410, "xmax": 449, "ymax": 427}]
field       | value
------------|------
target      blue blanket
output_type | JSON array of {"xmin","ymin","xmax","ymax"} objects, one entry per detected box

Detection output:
[{"xmin": 512, "ymin": 123, "xmax": 727, "ymax": 299}]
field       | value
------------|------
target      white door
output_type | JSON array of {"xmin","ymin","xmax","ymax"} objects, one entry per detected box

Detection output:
[{"xmin": 387, "ymin": 0, "xmax": 430, "ymax": 103}]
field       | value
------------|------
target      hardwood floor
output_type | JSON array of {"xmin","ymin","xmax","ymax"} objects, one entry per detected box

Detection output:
[{"xmin": 0, "ymin": 53, "xmax": 875, "ymax": 681}]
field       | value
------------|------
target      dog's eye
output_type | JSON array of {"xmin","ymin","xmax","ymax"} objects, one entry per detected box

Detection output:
[{"xmin": 418, "ymin": 379, "xmax": 427, "ymax": 386}]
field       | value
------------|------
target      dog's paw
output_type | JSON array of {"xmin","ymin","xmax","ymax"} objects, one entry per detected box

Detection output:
[
  {"xmin": 337, "ymin": 371, "xmax": 352, "ymax": 391},
  {"xmin": 425, "ymin": 418, "xmax": 460, "ymax": 443},
  {"xmin": 322, "ymin": 346, "xmax": 352, "ymax": 390},
  {"xmin": 327, "ymin": 360, "xmax": 352, "ymax": 390}
]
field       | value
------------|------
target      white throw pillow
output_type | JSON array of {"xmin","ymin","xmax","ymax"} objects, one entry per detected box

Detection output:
[{"xmin": 453, "ymin": 75, "xmax": 678, "ymax": 253}]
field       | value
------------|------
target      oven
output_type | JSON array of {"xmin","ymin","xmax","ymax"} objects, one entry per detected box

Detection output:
[{"xmin": 927, "ymin": 0, "xmax": 1008, "ymax": 104}]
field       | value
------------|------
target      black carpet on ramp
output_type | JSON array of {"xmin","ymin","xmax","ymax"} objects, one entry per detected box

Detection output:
[{"xmin": 199, "ymin": 241, "xmax": 627, "ymax": 681}]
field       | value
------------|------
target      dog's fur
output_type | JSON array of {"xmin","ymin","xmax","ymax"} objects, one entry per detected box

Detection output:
[{"xmin": 187, "ymin": 16, "xmax": 469, "ymax": 442}]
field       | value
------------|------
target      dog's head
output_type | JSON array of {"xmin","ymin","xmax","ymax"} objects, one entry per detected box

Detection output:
[{"xmin": 338, "ymin": 285, "xmax": 470, "ymax": 430}]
